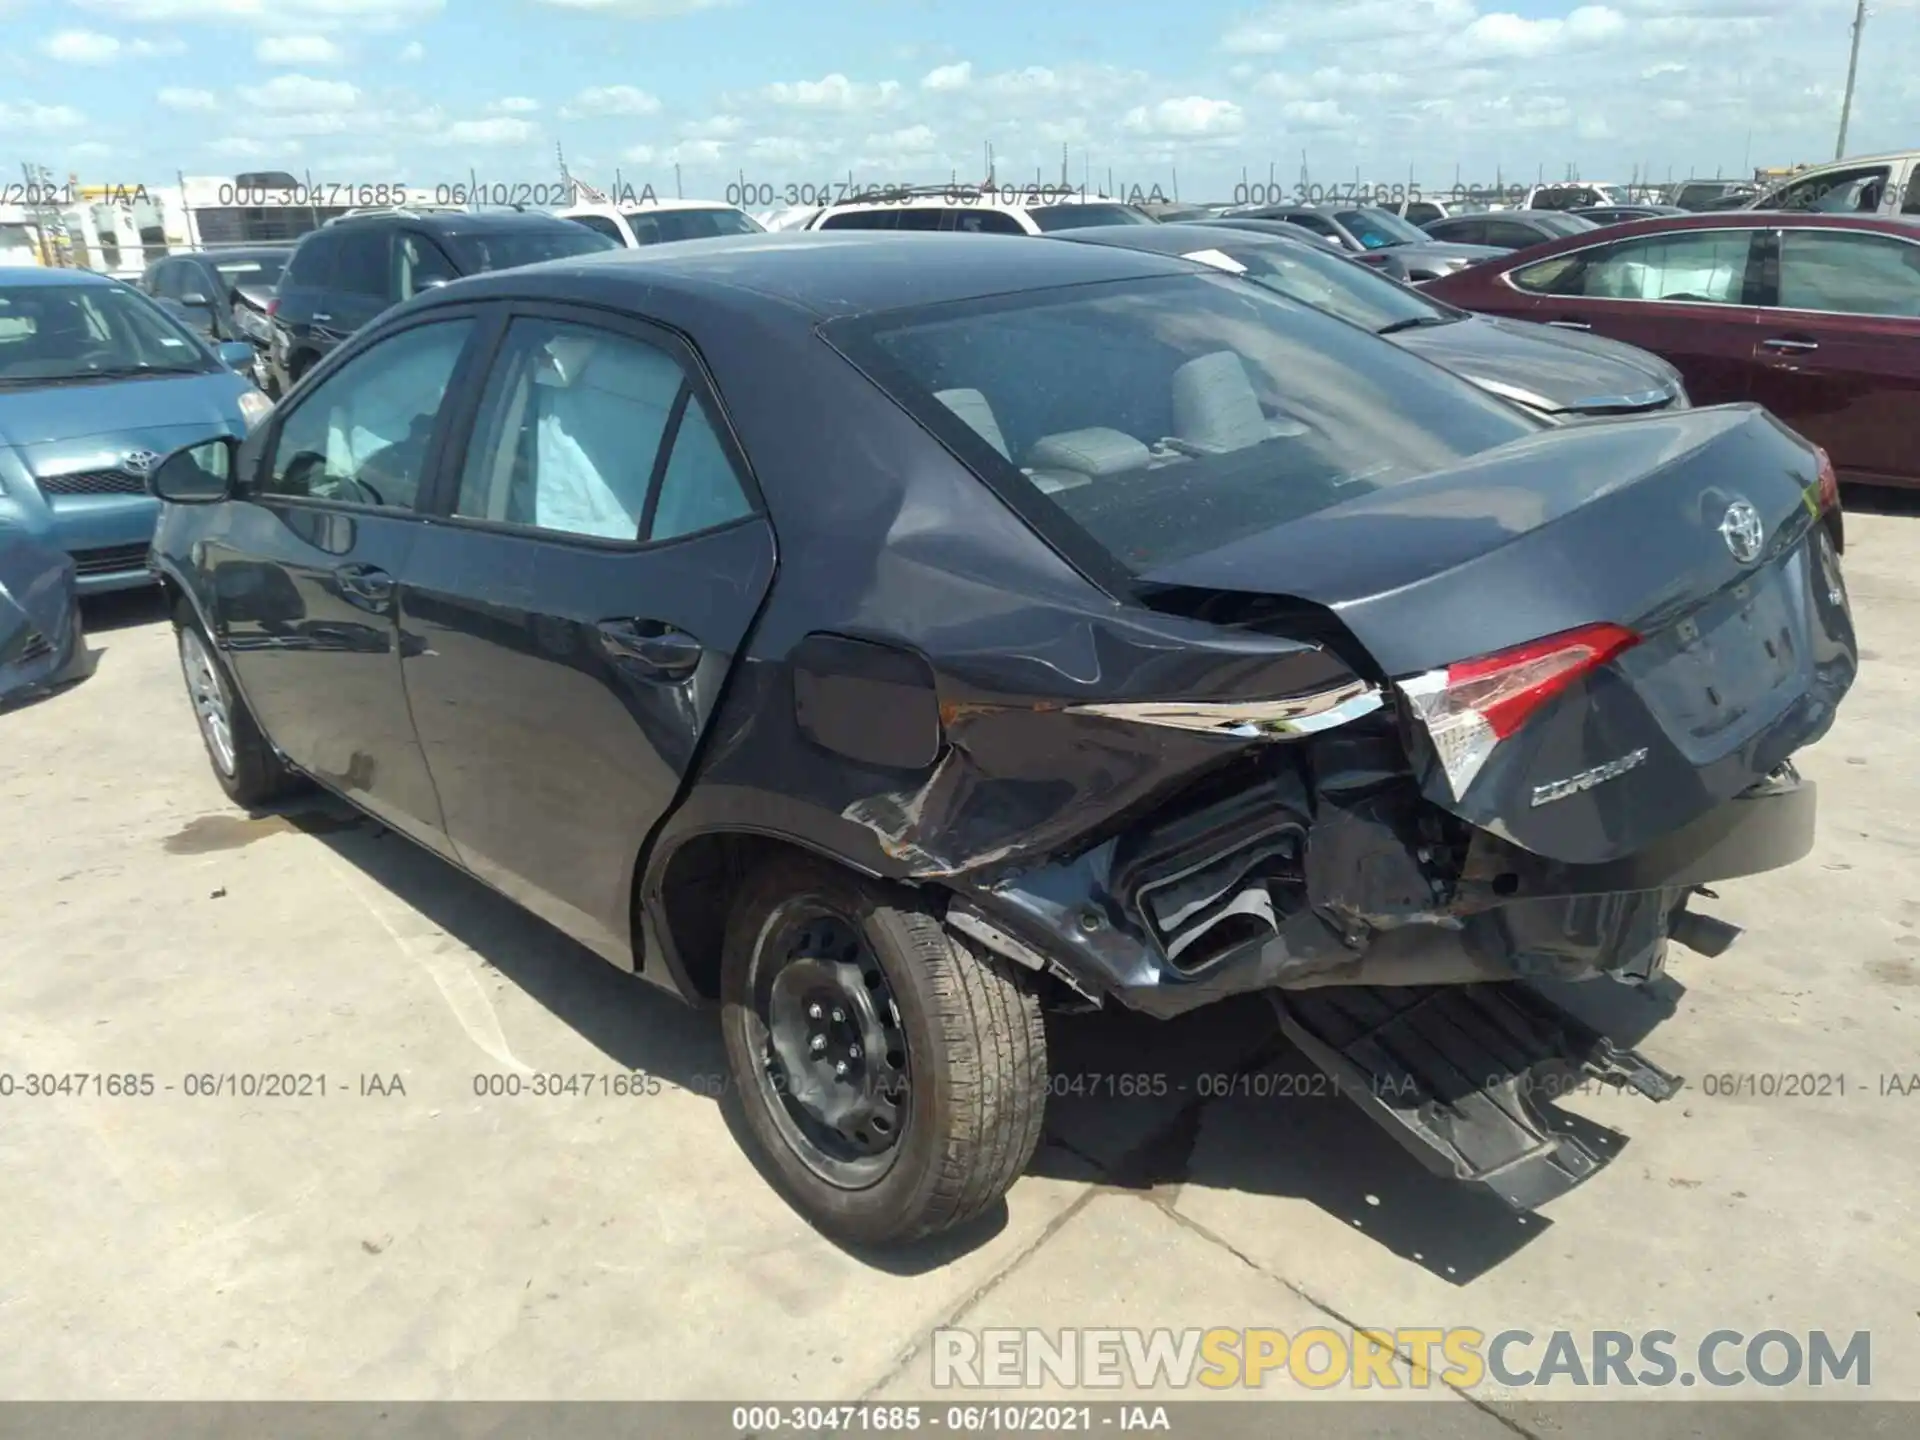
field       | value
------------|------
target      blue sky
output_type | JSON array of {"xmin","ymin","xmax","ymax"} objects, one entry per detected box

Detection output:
[{"xmin": 1, "ymin": 0, "xmax": 1915, "ymax": 200}]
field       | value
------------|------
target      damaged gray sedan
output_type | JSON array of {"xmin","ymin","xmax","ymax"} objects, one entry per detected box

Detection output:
[{"xmin": 145, "ymin": 233, "xmax": 1857, "ymax": 1245}]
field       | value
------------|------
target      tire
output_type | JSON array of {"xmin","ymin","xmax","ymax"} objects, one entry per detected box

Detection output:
[
  {"xmin": 172, "ymin": 599, "xmax": 303, "ymax": 808},
  {"xmin": 720, "ymin": 853, "xmax": 1048, "ymax": 1246}
]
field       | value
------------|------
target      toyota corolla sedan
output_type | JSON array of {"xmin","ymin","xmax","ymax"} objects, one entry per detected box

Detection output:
[
  {"xmin": 1054, "ymin": 223, "xmax": 1691, "ymax": 419},
  {"xmin": 0, "ymin": 267, "xmax": 270, "ymax": 592},
  {"xmin": 145, "ymin": 233, "xmax": 1854, "ymax": 1246}
]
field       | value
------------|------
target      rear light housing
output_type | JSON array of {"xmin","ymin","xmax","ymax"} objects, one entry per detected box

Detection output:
[
  {"xmin": 265, "ymin": 296, "xmax": 280, "ymax": 318},
  {"xmin": 1813, "ymin": 445, "xmax": 1839, "ymax": 514},
  {"xmin": 1397, "ymin": 622, "xmax": 1641, "ymax": 800}
]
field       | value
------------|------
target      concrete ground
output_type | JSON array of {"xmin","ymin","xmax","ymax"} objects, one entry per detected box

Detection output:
[{"xmin": 2, "ymin": 502, "xmax": 1915, "ymax": 1431}]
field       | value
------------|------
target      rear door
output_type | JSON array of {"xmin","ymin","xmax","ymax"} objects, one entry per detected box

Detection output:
[
  {"xmin": 1747, "ymin": 226, "xmax": 1920, "ymax": 486},
  {"xmin": 1504, "ymin": 226, "xmax": 1766, "ymax": 405},
  {"xmin": 318, "ymin": 227, "xmax": 394, "ymax": 351},
  {"xmin": 401, "ymin": 305, "xmax": 776, "ymax": 965},
  {"xmin": 213, "ymin": 310, "xmax": 488, "ymax": 856}
]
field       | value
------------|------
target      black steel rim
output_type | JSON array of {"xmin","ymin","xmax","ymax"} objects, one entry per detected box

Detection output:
[{"xmin": 748, "ymin": 900, "xmax": 911, "ymax": 1188}]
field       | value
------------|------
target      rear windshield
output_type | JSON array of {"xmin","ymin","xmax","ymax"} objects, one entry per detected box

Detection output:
[
  {"xmin": 443, "ymin": 224, "xmax": 619, "ymax": 272},
  {"xmin": 215, "ymin": 253, "xmax": 288, "ymax": 287},
  {"xmin": 1029, "ymin": 204, "xmax": 1153, "ymax": 232},
  {"xmin": 622, "ymin": 207, "xmax": 765, "ymax": 243},
  {"xmin": 826, "ymin": 274, "xmax": 1537, "ymax": 576}
]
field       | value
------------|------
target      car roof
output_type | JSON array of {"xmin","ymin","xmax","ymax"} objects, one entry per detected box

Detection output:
[
  {"xmin": 0, "ymin": 265, "xmax": 119, "ymax": 288},
  {"xmin": 563, "ymin": 200, "xmax": 740, "ymax": 216},
  {"xmin": 315, "ymin": 209, "xmax": 588, "ymax": 236},
  {"xmin": 434, "ymin": 229, "xmax": 1198, "ymax": 320}
]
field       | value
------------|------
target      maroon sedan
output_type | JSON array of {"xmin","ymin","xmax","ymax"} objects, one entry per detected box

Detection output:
[{"xmin": 1425, "ymin": 213, "xmax": 1920, "ymax": 493}]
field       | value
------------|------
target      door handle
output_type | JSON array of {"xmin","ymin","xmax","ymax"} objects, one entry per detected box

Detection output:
[
  {"xmin": 1546, "ymin": 318, "xmax": 1592, "ymax": 330},
  {"xmin": 596, "ymin": 619, "xmax": 704, "ymax": 681},
  {"xmin": 311, "ymin": 312, "xmax": 332, "ymax": 323},
  {"xmin": 1760, "ymin": 336, "xmax": 1819, "ymax": 352},
  {"xmin": 334, "ymin": 563, "xmax": 394, "ymax": 613}
]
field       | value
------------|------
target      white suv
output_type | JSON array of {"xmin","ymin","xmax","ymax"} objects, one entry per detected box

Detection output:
[
  {"xmin": 804, "ymin": 191, "xmax": 1153, "ymax": 235},
  {"xmin": 557, "ymin": 200, "xmax": 765, "ymax": 246}
]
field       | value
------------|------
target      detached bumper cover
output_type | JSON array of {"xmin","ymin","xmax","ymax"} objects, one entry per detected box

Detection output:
[{"xmin": 0, "ymin": 527, "xmax": 91, "ymax": 709}]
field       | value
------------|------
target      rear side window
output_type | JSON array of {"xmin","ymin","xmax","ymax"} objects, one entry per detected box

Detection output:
[
  {"xmin": 820, "ymin": 210, "xmax": 895, "ymax": 230},
  {"xmin": 1776, "ymin": 231, "xmax": 1920, "ymax": 317},
  {"xmin": 952, "ymin": 210, "xmax": 1026, "ymax": 235},
  {"xmin": 569, "ymin": 214, "xmax": 629, "ymax": 245},
  {"xmin": 332, "ymin": 230, "xmax": 390, "ymax": 297},
  {"xmin": 1514, "ymin": 230, "xmax": 1756, "ymax": 302},
  {"xmin": 827, "ymin": 274, "xmax": 1536, "ymax": 576},
  {"xmin": 284, "ymin": 235, "xmax": 334, "ymax": 286},
  {"xmin": 451, "ymin": 317, "xmax": 751, "ymax": 543},
  {"xmin": 1028, "ymin": 204, "xmax": 1151, "ymax": 232},
  {"xmin": 1902, "ymin": 174, "xmax": 1920, "ymax": 216},
  {"xmin": 623, "ymin": 208, "xmax": 764, "ymax": 243},
  {"xmin": 1430, "ymin": 218, "xmax": 1482, "ymax": 245},
  {"xmin": 442, "ymin": 224, "xmax": 619, "ymax": 272}
]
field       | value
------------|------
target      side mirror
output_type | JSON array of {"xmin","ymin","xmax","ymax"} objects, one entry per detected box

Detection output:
[
  {"xmin": 216, "ymin": 340, "xmax": 256, "ymax": 372},
  {"xmin": 149, "ymin": 436, "xmax": 238, "ymax": 504},
  {"xmin": 180, "ymin": 291, "xmax": 211, "ymax": 308}
]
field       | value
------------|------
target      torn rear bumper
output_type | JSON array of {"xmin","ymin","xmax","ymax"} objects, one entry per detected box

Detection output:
[{"xmin": 950, "ymin": 768, "xmax": 1816, "ymax": 1019}]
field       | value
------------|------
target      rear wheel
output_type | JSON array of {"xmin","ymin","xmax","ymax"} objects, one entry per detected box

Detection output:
[
  {"xmin": 720, "ymin": 854, "xmax": 1048, "ymax": 1246},
  {"xmin": 173, "ymin": 601, "xmax": 303, "ymax": 808}
]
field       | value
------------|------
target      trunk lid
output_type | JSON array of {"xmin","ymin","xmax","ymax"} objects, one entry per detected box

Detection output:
[{"xmin": 1140, "ymin": 404, "xmax": 1857, "ymax": 863}]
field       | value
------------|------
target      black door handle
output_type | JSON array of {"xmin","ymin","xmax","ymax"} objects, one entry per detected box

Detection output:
[
  {"xmin": 596, "ymin": 619, "xmax": 704, "ymax": 681},
  {"xmin": 334, "ymin": 563, "xmax": 394, "ymax": 613}
]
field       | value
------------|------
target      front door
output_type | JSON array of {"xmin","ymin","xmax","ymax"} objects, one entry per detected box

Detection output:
[
  {"xmin": 1507, "ymin": 226, "xmax": 1766, "ymax": 405},
  {"xmin": 212, "ymin": 313, "xmax": 483, "ymax": 855},
  {"xmin": 1748, "ymin": 226, "xmax": 1920, "ymax": 487},
  {"xmin": 401, "ymin": 307, "xmax": 776, "ymax": 965}
]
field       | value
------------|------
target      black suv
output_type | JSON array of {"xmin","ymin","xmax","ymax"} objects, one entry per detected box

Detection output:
[{"xmin": 267, "ymin": 209, "xmax": 616, "ymax": 394}]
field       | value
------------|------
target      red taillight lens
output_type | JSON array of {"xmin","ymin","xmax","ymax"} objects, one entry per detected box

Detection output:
[
  {"xmin": 265, "ymin": 297, "xmax": 280, "ymax": 318},
  {"xmin": 1399, "ymin": 622, "xmax": 1640, "ymax": 798},
  {"xmin": 1813, "ymin": 446, "xmax": 1839, "ymax": 514}
]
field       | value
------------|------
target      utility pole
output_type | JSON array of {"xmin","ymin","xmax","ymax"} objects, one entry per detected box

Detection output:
[{"xmin": 1835, "ymin": 0, "xmax": 1867, "ymax": 160}]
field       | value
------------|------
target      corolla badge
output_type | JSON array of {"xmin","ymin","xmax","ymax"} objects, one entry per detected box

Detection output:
[
  {"xmin": 1531, "ymin": 748, "xmax": 1650, "ymax": 807},
  {"xmin": 120, "ymin": 449, "xmax": 162, "ymax": 476},
  {"xmin": 1719, "ymin": 499, "xmax": 1765, "ymax": 564}
]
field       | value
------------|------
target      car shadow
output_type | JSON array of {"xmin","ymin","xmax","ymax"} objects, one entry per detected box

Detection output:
[
  {"xmin": 280, "ymin": 797, "xmax": 1691, "ymax": 1283},
  {"xmin": 81, "ymin": 585, "xmax": 170, "ymax": 633}
]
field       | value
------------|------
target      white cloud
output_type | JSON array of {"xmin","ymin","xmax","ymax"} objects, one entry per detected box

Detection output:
[
  {"xmin": 72, "ymin": 0, "xmax": 442, "ymax": 30},
  {"xmin": 398, "ymin": 40, "xmax": 424, "ymax": 60},
  {"xmin": 1123, "ymin": 96, "xmax": 1246, "ymax": 138},
  {"xmin": 680, "ymin": 114, "xmax": 744, "ymax": 141},
  {"xmin": 760, "ymin": 74, "xmax": 903, "ymax": 110},
  {"xmin": 490, "ymin": 96, "xmax": 541, "ymax": 114},
  {"xmin": 208, "ymin": 136, "xmax": 284, "ymax": 158},
  {"xmin": 42, "ymin": 30, "xmax": 123, "ymax": 63},
  {"xmin": 0, "ymin": 101, "xmax": 87, "ymax": 132},
  {"xmin": 435, "ymin": 116, "xmax": 538, "ymax": 146},
  {"xmin": 70, "ymin": 140, "xmax": 115, "ymax": 160},
  {"xmin": 921, "ymin": 61, "xmax": 972, "ymax": 92},
  {"xmin": 256, "ymin": 34, "xmax": 343, "ymax": 63},
  {"xmin": 621, "ymin": 144, "xmax": 657, "ymax": 164},
  {"xmin": 238, "ymin": 73, "xmax": 360, "ymax": 110},
  {"xmin": 532, "ymin": 0, "xmax": 735, "ymax": 12},
  {"xmin": 158, "ymin": 86, "xmax": 220, "ymax": 110},
  {"xmin": 557, "ymin": 84, "xmax": 662, "ymax": 120}
]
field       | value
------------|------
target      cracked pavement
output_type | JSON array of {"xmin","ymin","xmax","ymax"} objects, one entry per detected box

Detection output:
[{"xmin": 2, "ymin": 504, "xmax": 1916, "ymax": 1432}]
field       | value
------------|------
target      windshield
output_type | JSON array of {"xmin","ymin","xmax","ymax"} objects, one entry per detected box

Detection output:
[
  {"xmin": 0, "ymin": 282, "xmax": 213, "ymax": 383},
  {"xmin": 444, "ymin": 225, "xmax": 620, "ymax": 272},
  {"xmin": 1030, "ymin": 204, "xmax": 1154, "ymax": 232},
  {"xmin": 1188, "ymin": 240, "xmax": 1460, "ymax": 334},
  {"xmin": 623, "ymin": 207, "xmax": 766, "ymax": 242},
  {"xmin": 1333, "ymin": 208, "xmax": 1430, "ymax": 248},
  {"xmin": 827, "ymin": 273, "xmax": 1535, "ymax": 576},
  {"xmin": 215, "ymin": 253, "xmax": 288, "ymax": 289}
]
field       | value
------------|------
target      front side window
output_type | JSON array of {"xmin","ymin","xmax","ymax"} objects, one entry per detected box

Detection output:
[
  {"xmin": 827, "ymin": 274, "xmax": 1536, "ymax": 577},
  {"xmin": 1776, "ymin": 231, "xmax": 1920, "ymax": 317},
  {"xmin": 284, "ymin": 235, "xmax": 334, "ymax": 287},
  {"xmin": 260, "ymin": 319, "xmax": 473, "ymax": 509},
  {"xmin": 1513, "ymin": 230, "xmax": 1756, "ymax": 303},
  {"xmin": 622, "ymin": 208, "xmax": 764, "ymax": 243},
  {"xmin": 451, "ymin": 317, "xmax": 751, "ymax": 543},
  {"xmin": 0, "ymin": 282, "xmax": 216, "ymax": 384},
  {"xmin": 1331, "ymin": 208, "xmax": 1428, "ymax": 248},
  {"xmin": 820, "ymin": 210, "xmax": 895, "ymax": 230},
  {"xmin": 1427, "ymin": 218, "xmax": 1484, "ymax": 245},
  {"xmin": 952, "ymin": 210, "xmax": 1026, "ymax": 235}
]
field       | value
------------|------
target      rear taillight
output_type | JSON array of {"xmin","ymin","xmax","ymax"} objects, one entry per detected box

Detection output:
[
  {"xmin": 265, "ymin": 297, "xmax": 280, "ymax": 318},
  {"xmin": 1397, "ymin": 622, "xmax": 1640, "ymax": 799},
  {"xmin": 1813, "ymin": 445, "xmax": 1839, "ymax": 514}
]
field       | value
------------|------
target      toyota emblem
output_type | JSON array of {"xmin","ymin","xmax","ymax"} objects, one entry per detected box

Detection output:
[
  {"xmin": 1719, "ymin": 499, "xmax": 1764, "ymax": 564},
  {"xmin": 121, "ymin": 448, "xmax": 162, "ymax": 476}
]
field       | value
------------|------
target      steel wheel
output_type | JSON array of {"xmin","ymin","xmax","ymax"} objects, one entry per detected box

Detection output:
[
  {"xmin": 747, "ymin": 901, "xmax": 912, "ymax": 1188},
  {"xmin": 178, "ymin": 626, "xmax": 236, "ymax": 777}
]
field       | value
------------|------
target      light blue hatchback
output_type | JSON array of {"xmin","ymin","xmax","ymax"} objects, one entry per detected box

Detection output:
[{"xmin": 0, "ymin": 266, "xmax": 271, "ymax": 593}]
